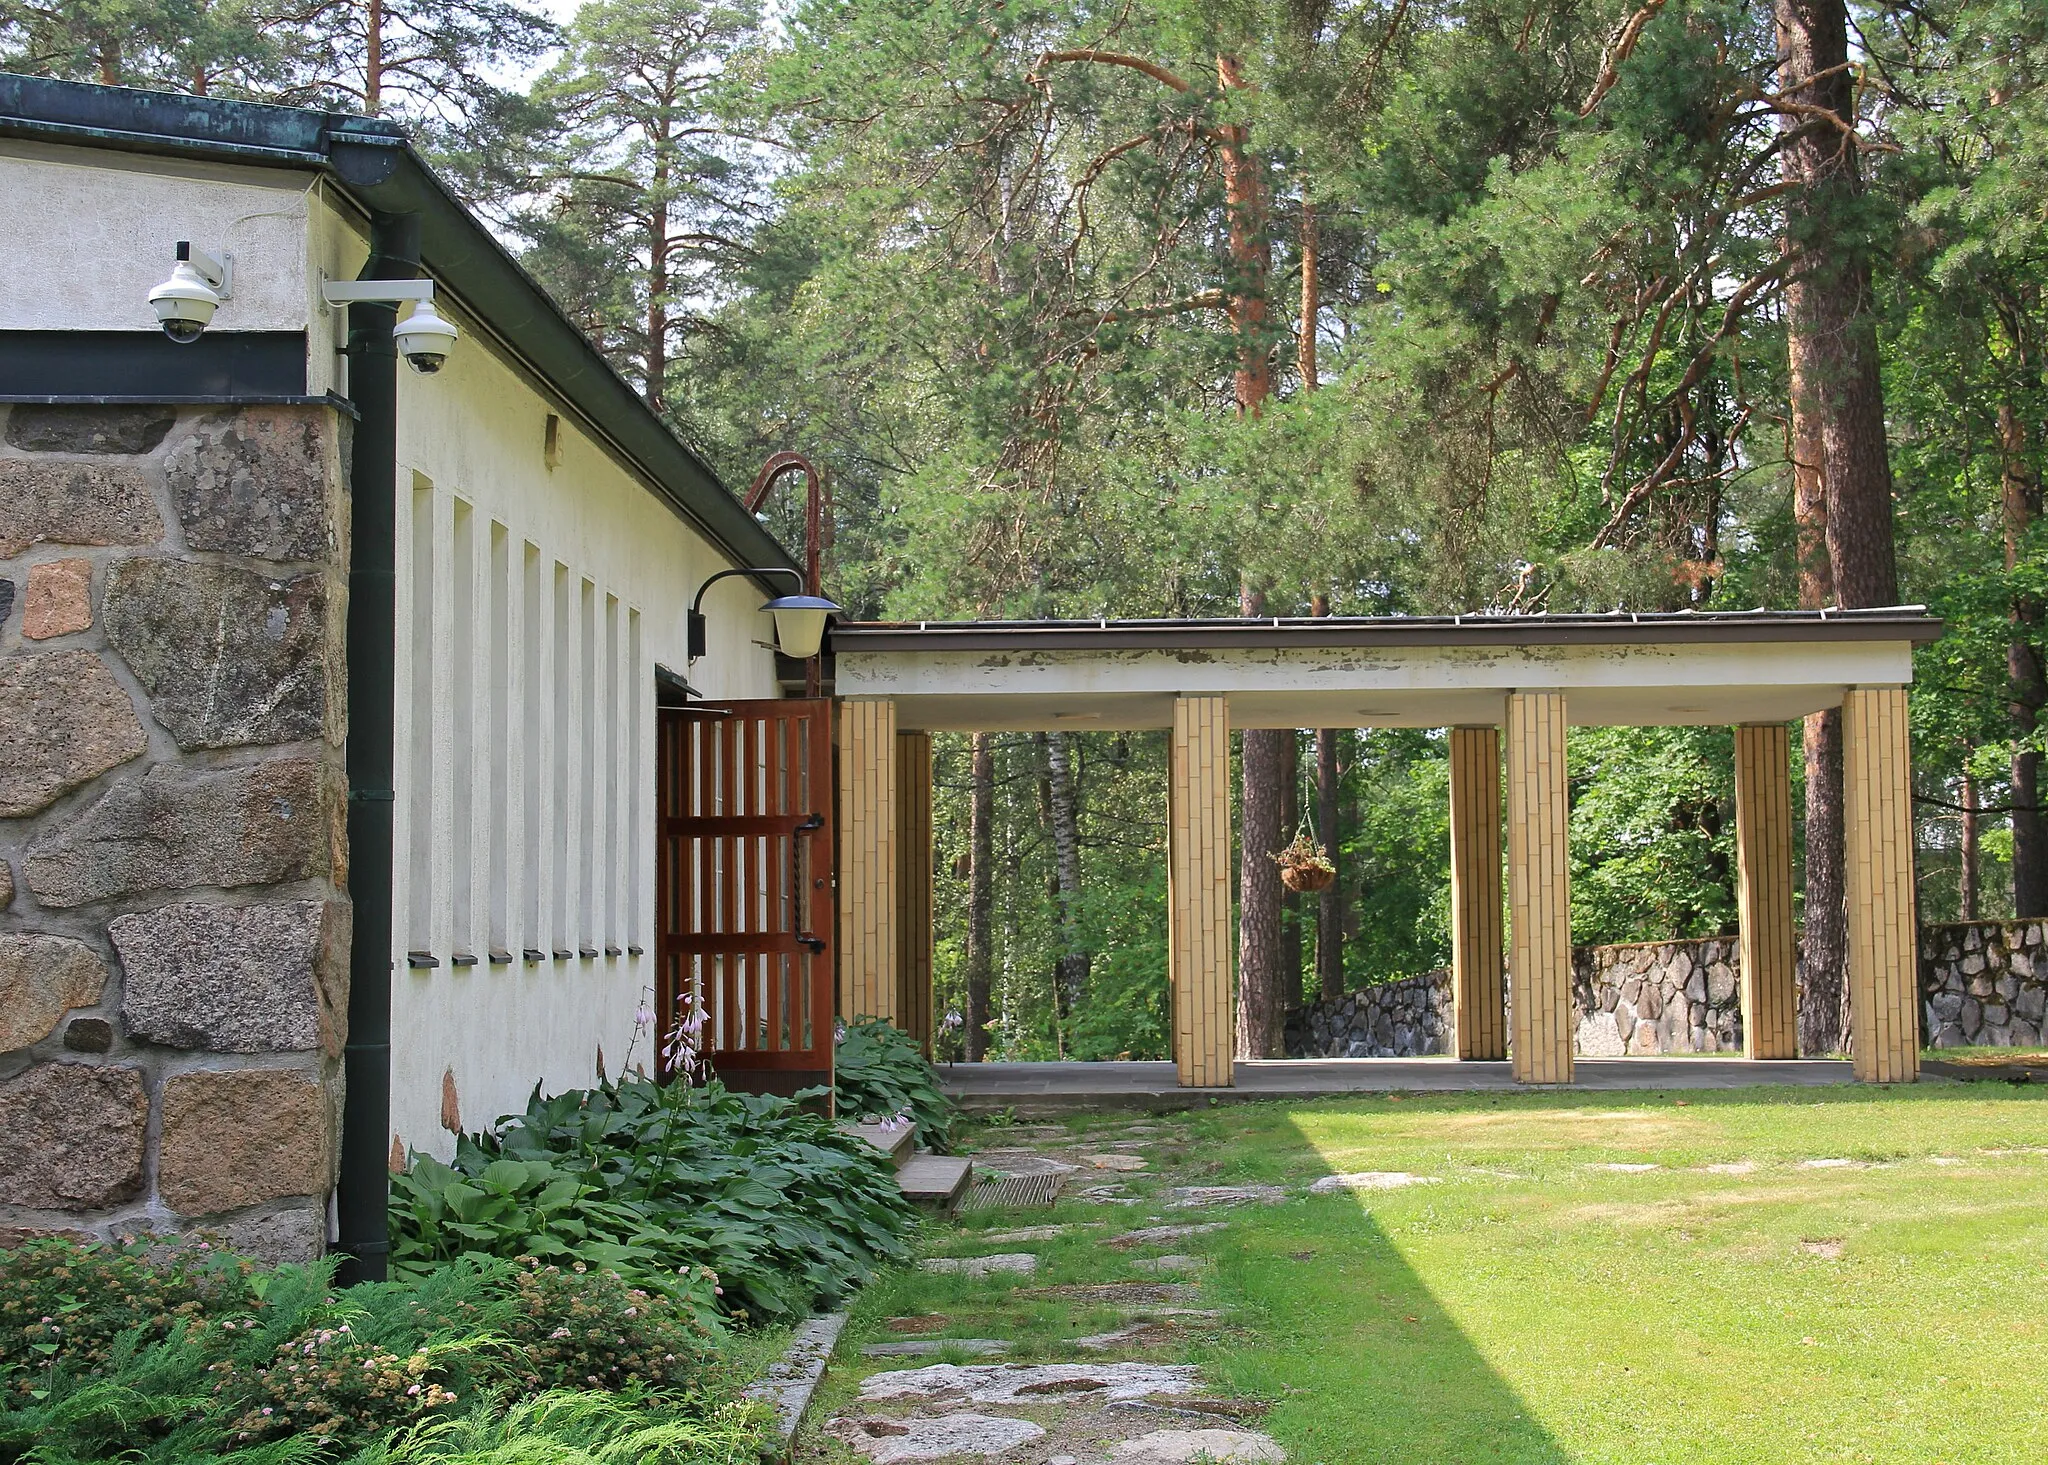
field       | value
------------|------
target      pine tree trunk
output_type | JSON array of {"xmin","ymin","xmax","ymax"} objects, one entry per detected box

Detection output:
[
  {"xmin": 646, "ymin": 159, "xmax": 671, "ymax": 413},
  {"xmin": 1299, "ymin": 200, "xmax": 1319, "ymax": 392},
  {"xmin": 1220, "ymin": 54, "xmax": 1285, "ymax": 1057},
  {"xmin": 1043, "ymin": 731, "xmax": 1090, "ymax": 1018},
  {"xmin": 1280, "ymin": 732, "xmax": 1303, "ymax": 1009},
  {"xmin": 965, "ymin": 732, "xmax": 995, "ymax": 1061},
  {"xmin": 365, "ymin": 0, "xmax": 384, "ymax": 114},
  {"xmin": 1774, "ymin": 0, "xmax": 1900, "ymax": 610},
  {"xmin": 2000, "ymin": 401, "xmax": 2048, "ymax": 916},
  {"xmin": 1314, "ymin": 593, "xmax": 1344, "ymax": 1002},
  {"xmin": 1779, "ymin": 0, "xmax": 1898, "ymax": 1052},
  {"xmin": 1960, "ymin": 764, "xmax": 1981, "ymax": 923},
  {"xmin": 1238, "ymin": 719, "xmax": 1290, "ymax": 1059}
]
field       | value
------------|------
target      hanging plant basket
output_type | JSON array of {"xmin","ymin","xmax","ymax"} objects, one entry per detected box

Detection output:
[{"xmin": 1274, "ymin": 834, "xmax": 1336, "ymax": 893}]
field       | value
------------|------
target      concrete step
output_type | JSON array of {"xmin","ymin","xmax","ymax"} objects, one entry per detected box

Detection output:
[
  {"xmin": 897, "ymin": 1151, "xmax": 974, "ymax": 1210},
  {"xmin": 839, "ymin": 1118, "xmax": 916, "ymax": 1170}
]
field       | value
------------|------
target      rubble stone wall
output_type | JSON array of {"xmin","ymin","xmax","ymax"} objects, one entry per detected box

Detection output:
[
  {"xmin": 0, "ymin": 402, "xmax": 350, "ymax": 1261},
  {"xmin": 1287, "ymin": 923, "xmax": 2048, "ymax": 1059},
  {"xmin": 1285, "ymin": 937, "xmax": 1744, "ymax": 1058},
  {"xmin": 1920, "ymin": 920, "xmax": 2046, "ymax": 1049}
]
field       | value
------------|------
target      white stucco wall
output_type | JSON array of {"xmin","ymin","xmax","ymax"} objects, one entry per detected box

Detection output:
[
  {"xmin": 0, "ymin": 141, "xmax": 320, "ymax": 336},
  {"xmin": 312, "ymin": 198, "xmax": 782, "ymax": 1156}
]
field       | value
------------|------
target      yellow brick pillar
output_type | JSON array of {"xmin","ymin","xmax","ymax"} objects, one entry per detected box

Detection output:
[
  {"xmin": 894, "ymin": 730, "xmax": 934, "ymax": 1050},
  {"xmin": 1169, "ymin": 695, "xmax": 1234, "ymax": 1087},
  {"xmin": 1506, "ymin": 692, "xmax": 1573, "ymax": 1084},
  {"xmin": 1450, "ymin": 726, "xmax": 1506, "ymax": 1060},
  {"xmin": 1843, "ymin": 687, "xmax": 1920, "ymax": 1082},
  {"xmin": 1734, "ymin": 723, "xmax": 1798, "ymax": 1059},
  {"xmin": 836, "ymin": 698, "xmax": 897, "ymax": 1024}
]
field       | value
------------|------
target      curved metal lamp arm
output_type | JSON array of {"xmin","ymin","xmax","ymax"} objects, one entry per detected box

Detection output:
[{"xmin": 687, "ymin": 566, "xmax": 806, "ymax": 662}]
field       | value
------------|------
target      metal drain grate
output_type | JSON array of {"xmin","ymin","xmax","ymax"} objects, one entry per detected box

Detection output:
[{"xmin": 959, "ymin": 1169, "xmax": 1066, "ymax": 1212}]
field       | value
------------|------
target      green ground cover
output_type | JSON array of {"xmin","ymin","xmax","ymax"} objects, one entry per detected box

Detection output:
[{"xmin": 820, "ymin": 1085, "xmax": 2048, "ymax": 1465}]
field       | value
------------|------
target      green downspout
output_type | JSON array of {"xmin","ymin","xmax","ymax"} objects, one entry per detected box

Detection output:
[{"xmin": 335, "ymin": 210, "xmax": 418, "ymax": 1285}]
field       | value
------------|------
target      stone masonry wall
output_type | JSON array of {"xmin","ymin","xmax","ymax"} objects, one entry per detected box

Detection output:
[
  {"xmin": 0, "ymin": 402, "xmax": 350, "ymax": 1262},
  {"xmin": 1920, "ymin": 920, "xmax": 2046, "ymax": 1049},
  {"xmin": 1288, "ymin": 924, "xmax": 2048, "ymax": 1058},
  {"xmin": 1285, "ymin": 937, "xmax": 1743, "ymax": 1058}
]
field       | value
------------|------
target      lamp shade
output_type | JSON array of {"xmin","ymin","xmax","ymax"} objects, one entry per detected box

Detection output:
[{"xmin": 762, "ymin": 593, "xmax": 838, "ymax": 659}]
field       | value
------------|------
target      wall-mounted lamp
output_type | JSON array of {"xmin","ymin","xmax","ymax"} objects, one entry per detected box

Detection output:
[
  {"xmin": 688, "ymin": 567, "xmax": 840, "ymax": 665},
  {"xmin": 322, "ymin": 278, "xmax": 460, "ymax": 374},
  {"xmin": 149, "ymin": 241, "xmax": 233, "ymax": 343}
]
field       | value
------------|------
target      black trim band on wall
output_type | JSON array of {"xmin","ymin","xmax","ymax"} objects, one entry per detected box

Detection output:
[{"xmin": 0, "ymin": 330, "xmax": 307, "ymax": 398}]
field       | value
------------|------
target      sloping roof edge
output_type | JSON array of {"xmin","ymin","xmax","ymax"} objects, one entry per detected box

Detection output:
[
  {"xmin": 0, "ymin": 72, "xmax": 796, "ymax": 582},
  {"xmin": 830, "ymin": 607, "xmax": 1945, "ymax": 653}
]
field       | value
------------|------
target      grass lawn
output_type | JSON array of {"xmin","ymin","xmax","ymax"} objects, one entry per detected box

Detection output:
[{"xmin": 820, "ymin": 1084, "xmax": 2048, "ymax": 1465}]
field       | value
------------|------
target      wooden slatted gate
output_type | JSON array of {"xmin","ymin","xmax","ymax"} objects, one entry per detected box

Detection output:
[{"xmin": 656, "ymin": 699, "xmax": 835, "ymax": 1095}]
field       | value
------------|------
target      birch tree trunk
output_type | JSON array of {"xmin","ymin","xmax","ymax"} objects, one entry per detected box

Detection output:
[{"xmin": 1042, "ymin": 731, "xmax": 1090, "ymax": 1020}]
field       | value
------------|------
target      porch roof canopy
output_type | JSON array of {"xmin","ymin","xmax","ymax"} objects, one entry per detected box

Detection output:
[{"xmin": 827, "ymin": 607, "xmax": 1942, "ymax": 732}]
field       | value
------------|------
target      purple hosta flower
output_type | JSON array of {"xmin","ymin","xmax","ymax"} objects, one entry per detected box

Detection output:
[
  {"xmin": 634, "ymin": 1002, "xmax": 654, "ymax": 1030},
  {"xmin": 834, "ymin": 1019, "xmax": 847, "ymax": 1044},
  {"xmin": 941, "ymin": 1010, "xmax": 963, "ymax": 1032}
]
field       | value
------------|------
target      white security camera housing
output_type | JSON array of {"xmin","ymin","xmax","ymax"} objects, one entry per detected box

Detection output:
[
  {"xmin": 149, "ymin": 242, "xmax": 230, "ymax": 344},
  {"xmin": 394, "ymin": 298, "xmax": 459, "ymax": 374},
  {"xmin": 322, "ymin": 277, "xmax": 460, "ymax": 375}
]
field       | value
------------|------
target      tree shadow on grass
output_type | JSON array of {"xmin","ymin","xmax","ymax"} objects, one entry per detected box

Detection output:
[{"xmin": 1199, "ymin": 1138, "xmax": 1571, "ymax": 1465}]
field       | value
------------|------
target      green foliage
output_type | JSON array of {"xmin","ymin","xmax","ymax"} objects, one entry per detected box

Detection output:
[
  {"xmin": 824, "ymin": 1019, "xmax": 957, "ymax": 1152},
  {"xmin": 0, "ymin": 1241, "xmax": 737, "ymax": 1463},
  {"xmin": 365, "ymin": 1388, "xmax": 766, "ymax": 1465},
  {"xmin": 1569, "ymin": 727, "xmax": 1738, "ymax": 946},
  {"xmin": 391, "ymin": 1074, "xmax": 917, "ymax": 1323}
]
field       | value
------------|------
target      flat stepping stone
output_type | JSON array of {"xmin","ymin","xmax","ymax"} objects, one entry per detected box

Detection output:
[
  {"xmin": 1799, "ymin": 1157, "xmax": 1864, "ymax": 1169},
  {"xmin": 1110, "ymin": 1429, "xmax": 1285, "ymax": 1464},
  {"xmin": 974, "ymin": 1150, "xmax": 1082, "ymax": 1176},
  {"xmin": 1111, "ymin": 1223, "xmax": 1226, "ymax": 1248},
  {"xmin": 859, "ymin": 1361, "xmax": 1202, "ymax": 1405},
  {"xmin": 979, "ymin": 1224, "xmax": 1072, "ymax": 1243},
  {"xmin": 1131, "ymin": 1254, "xmax": 1203, "ymax": 1274},
  {"xmin": 828, "ymin": 1413, "xmax": 1045, "ymax": 1462},
  {"xmin": 1074, "ymin": 1320, "xmax": 1206, "ymax": 1351},
  {"xmin": 1701, "ymin": 1161, "xmax": 1757, "ymax": 1174},
  {"xmin": 886, "ymin": 1315, "xmax": 952, "ymax": 1334},
  {"xmin": 1168, "ymin": 1186, "xmax": 1286, "ymax": 1208},
  {"xmin": 1085, "ymin": 1153, "xmax": 1149, "ymax": 1171},
  {"xmin": 920, "ymin": 1253, "xmax": 1038, "ymax": 1278},
  {"xmin": 862, "ymin": 1338, "xmax": 1013, "ymax": 1358},
  {"xmin": 1024, "ymin": 1282, "xmax": 1198, "ymax": 1307},
  {"xmin": 1589, "ymin": 1163, "xmax": 1660, "ymax": 1173},
  {"xmin": 1307, "ymin": 1172, "xmax": 1439, "ymax": 1194}
]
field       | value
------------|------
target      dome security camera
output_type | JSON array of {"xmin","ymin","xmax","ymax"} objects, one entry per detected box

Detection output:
[
  {"xmin": 148, "ymin": 242, "xmax": 229, "ymax": 343},
  {"xmin": 394, "ymin": 298, "xmax": 459, "ymax": 374}
]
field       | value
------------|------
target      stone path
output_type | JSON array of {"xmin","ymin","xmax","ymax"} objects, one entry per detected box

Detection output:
[{"xmin": 824, "ymin": 1171, "xmax": 1286, "ymax": 1465}]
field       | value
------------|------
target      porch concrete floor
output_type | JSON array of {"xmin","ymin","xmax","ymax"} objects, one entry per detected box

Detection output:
[{"xmin": 939, "ymin": 1056, "xmax": 1860, "ymax": 1112}]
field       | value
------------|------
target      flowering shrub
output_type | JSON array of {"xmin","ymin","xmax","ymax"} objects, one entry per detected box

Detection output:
[
  {"xmin": 211, "ymin": 1324, "xmax": 460, "ymax": 1444},
  {"xmin": 507, "ymin": 1258, "xmax": 720, "ymax": 1394},
  {"xmin": 0, "ymin": 1237, "xmax": 253, "ymax": 1401}
]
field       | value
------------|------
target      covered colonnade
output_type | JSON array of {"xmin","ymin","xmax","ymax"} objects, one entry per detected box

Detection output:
[{"xmin": 825, "ymin": 609, "xmax": 1942, "ymax": 1088}]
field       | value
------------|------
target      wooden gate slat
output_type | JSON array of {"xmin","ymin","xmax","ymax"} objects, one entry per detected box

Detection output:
[{"xmin": 655, "ymin": 700, "xmax": 834, "ymax": 1092}]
